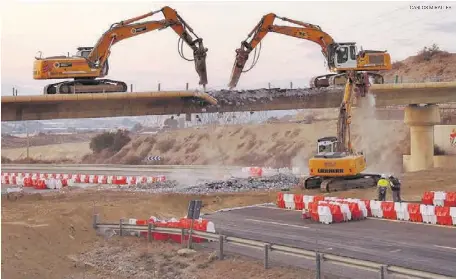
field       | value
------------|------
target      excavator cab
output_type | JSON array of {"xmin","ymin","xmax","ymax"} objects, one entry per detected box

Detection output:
[
  {"xmin": 317, "ymin": 136, "xmax": 338, "ymax": 154},
  {"xmin": 75, "ymin": 47, "xmax": 93, "ymax": 58},
  {"xmin": 334, "ymin": 42, "xmax": 357, "ymax": 69},
  {"xmin": 75, "ymin": 47, "xmax": 109, "ymax": 76}
]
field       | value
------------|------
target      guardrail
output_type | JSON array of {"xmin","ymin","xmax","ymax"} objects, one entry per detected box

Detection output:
[{"xmin": 92, "ymin": 215, "xmax": 452, "ymax": 279}]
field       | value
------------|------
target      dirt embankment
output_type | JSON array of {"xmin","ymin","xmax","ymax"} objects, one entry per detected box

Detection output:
[
  {"xmin": 1, "ymin": 133, "xmax": 97, "ymax": 149},
  {"xmin": 380, "ymin": 50, "xmax": 456, "ymax": 82},
  {"xmin": 1, "ymin": 133, "xmax": 98, "ymax": 162},
  {"xmin": 2, "ymin": 107, "xmax": 410, "ymax": 173},
  {"xmin": 78, "ymin": 101, "xmax": 409, "ymax": 173},
  {"xmin": 1, "ymin": 142, "xmax": 91, "ymax": 162}
]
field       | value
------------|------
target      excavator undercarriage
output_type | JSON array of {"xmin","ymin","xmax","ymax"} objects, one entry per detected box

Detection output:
[
  {"xmin": 309, "ymin": 72, "xmax": 385, "ymax": 89},
  {"xmin": 44, "ymin": 79, "xmax": 128, "ymax": 94},
  {"xmin": 303, "ymin": 174, "xmax": 381, "ymax": 192}
]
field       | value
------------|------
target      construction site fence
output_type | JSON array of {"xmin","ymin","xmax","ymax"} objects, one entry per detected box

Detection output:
[{"xmin": 93, "ymin": 215, "xmax": 452, "ymax": 279}]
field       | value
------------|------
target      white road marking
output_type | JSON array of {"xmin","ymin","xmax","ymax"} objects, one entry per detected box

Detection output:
[
  {"xmin": 390, "ymin": 249, "xmax": 402, "ymax": 253},
  {"xmin": 434, "ymin": 245, "xmax": 456, "ymax": 251},
  {"xmin": 367, "ymin": 217, "xmax": 456, "ymax": 229},
  {"xmin": 245, "ymin": 218, "xmax": 310, "ymax": 229},
  {"xmin": 255, "ymin": 205, "xmax": 302, "ymax": 212}
]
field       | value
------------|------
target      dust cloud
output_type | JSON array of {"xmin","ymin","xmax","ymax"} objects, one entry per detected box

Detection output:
[{"xmin": 352, "ymin": 93, "xmax": 407, "ymax": 175}]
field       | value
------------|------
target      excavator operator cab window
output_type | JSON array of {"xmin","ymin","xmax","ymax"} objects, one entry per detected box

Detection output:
[
  {"xmin": 317, "ymin": 140, "xmax": 336, "ymax": 154},
  {"xmin": 336, "ymin": 47, "xmax": 348, "ymax": 64},
  {"xmin": 335, "ymin": 43, "xmax": 357, "ymax": 68},
  {"xmin": 75, "ymin": 50, "xmax": 91, "ymax": 58},
  {"xmin": 349, "ymin": 45, "xmax": 357, "ymax": 60}
]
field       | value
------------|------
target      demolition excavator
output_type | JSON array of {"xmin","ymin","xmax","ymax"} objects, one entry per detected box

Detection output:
[
  {"xmin": 33, "ymin": 6, "xmax": 208, "ymax": 94},
  {"xmin": 303, "ymin": 74, "xmax": 382, "ymax": 192},
  {"xmin": 227, "ymin": 13, "xmax": 391, "ymax": 89}
]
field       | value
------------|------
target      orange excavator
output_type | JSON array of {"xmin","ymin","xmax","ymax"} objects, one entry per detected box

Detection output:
[
  {"xmin": 228, "ymin": 13, "xmax": 391, "ymax": 91},
  {"xmin": 33, "ymin": 6, "xmax": 208, "ymax": 94}
]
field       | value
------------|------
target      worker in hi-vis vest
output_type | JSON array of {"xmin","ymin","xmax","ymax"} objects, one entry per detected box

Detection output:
[{"xmin": 377, "ymin": 174, "xmax": 390, "ymax": 201}]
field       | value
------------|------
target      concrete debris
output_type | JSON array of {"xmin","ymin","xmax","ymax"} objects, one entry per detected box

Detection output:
[
  {"xmin": 121, "ymin": 173, "xmax": 298, "ymax": 195},
  {"xmin": 207, "ymin": 87, "xmax": 341, "ymax": 106},
  {"xmin": 134, "ymin": 180, "xmax": 178, "ymax": 190}
]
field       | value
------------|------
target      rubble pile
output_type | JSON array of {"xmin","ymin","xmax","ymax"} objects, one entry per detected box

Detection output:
[
  {"xmin": 134, "ymin": 180, "xmax": 178, "ymax": 190},
  {"xmin": 124, "ymin": 173, "xmax": 299, "ymax": 195},
  {"xmin": 207, "ymin": 87, "xmax": 342, "ymax": 106},
  {"xmin": 186, "ymin": 173, "xmax": 299, "ymax": 194}
]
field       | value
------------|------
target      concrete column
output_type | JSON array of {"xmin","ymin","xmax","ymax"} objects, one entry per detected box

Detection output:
[{"xmin": 404, "ymin": 104, "xmax": 441, "ymax": 171}]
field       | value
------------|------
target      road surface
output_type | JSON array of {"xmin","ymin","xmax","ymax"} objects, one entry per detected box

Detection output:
[{"xmin": 204, "ymin": 205, "xmax": 456, "ymax": 278}]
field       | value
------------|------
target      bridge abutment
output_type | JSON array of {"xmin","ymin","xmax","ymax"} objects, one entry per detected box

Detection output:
[{"xmin": 404, "ymin": 104, "xmax": 441, "ymax": 171}]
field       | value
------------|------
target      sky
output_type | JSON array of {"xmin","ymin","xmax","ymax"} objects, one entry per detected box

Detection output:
[{"xmin": 1, "ymin": 0, "xmax": 456, "ymax": 96}]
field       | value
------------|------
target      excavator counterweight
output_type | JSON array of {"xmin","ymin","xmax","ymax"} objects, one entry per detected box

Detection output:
[{"xmin": 33, "ymin": 6, "xmax": 208, "ymax": 94}]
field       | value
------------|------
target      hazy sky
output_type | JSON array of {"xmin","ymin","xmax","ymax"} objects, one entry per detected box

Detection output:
[{"xmin": 1, "ymin": 0, "xmax": 456, "ymax": 95}]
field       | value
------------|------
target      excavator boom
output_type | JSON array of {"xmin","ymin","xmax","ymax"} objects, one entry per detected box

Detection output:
[{"xmin": 34, "ymin": 6, "xmax": 208, "ymax": 94}]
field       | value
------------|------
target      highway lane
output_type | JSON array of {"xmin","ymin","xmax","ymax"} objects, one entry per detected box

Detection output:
[{"xmin": 205, "ymin": 206, "xmax": 456, "ymax": 277}]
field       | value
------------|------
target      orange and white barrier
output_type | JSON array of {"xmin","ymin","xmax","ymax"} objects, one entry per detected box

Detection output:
[
  {"xmin": 276, "ymin": 192, "xmax": 456, "ymax": 226},
  {"xmin": 1, "ymin": 172, "xmax": 166, "ymax": 189},
  {"xmin": 277, "ymin": 193, "xmax": 368, "ymax": 224},
  {"xmin": 241, "ymin": 167, "xmax": 264, "ymax": 177},
  {"xmin": 422, "ymin": 191, "xmax": 456, "ymax": 207},
  {"xmin": 132, "ymin": 216, "xmax": 216, "ymax": 243}
]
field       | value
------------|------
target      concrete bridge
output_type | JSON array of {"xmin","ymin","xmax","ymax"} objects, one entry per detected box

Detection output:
[{"xmin": 2, "ymin": 81, "xmax": 456, "ymax": 171}]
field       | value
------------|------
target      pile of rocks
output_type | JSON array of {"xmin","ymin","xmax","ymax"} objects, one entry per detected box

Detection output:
[
  {"xmin": 124, "ymin": 173, "xmax": 299, "ymax": 195},
  {"xmin": 134, "ymin": 180, "xmax": 178, "ymax": 190},
  {"xmin": 207, "ymin": 87, "xmax": 341, "ymax": 106}
]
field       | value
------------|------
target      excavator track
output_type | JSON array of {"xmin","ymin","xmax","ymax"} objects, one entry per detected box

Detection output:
[
  {"xmin": 43, "ymin": 79, "xmax": 128, "ymax": 94},
  {"xmin": 309, "ymin": 74, "xmax": 336, "ymax": 88},
  {"xmin": 309, "ymin": 71, "xmax": 385, "ymax": 90},
  {"xmin": 304, "ymin": 174, "xmax": 381, "ymax": 193}
]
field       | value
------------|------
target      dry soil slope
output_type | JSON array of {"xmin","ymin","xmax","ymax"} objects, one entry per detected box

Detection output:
[
  {"xmin": 380, "ymin": 51, "xmax": 456, "ymax": 82},
  {"xmin": 86, "ymin": 111, "xmax": 409, "ymax": 174}
]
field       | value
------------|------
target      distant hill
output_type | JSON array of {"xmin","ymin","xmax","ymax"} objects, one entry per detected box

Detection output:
[{"xmin": 380, "ymin": 45, "xmax": 456, "ymax": 83}]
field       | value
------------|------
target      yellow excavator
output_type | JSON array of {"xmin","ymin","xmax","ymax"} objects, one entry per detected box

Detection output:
[
  {"xmin": 303, "ymin": 74, "xmax": 383, "ymax": 192},
  {"xmin": 33, "ymin": 6, "xmax": 208, "ymax": 94},
  {"xmin": 227, "ymin": 13, "xmax": 391, "ymax": 90}
]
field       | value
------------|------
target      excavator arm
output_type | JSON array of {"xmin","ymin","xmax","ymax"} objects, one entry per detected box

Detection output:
[
  {"xmin": 87, "ymin": 6, "xmax": 208, "ymax": 86},
  {"xmin": 336, "ymin": 71, "xmax": 371, "ymax": 154},
  {"xmin": 228, "ymin": 13, "xmax": 335, "ymax": 89},
  {"xmin": 336, "ymin": 77, "xmax": 354, "ymax": 154}
]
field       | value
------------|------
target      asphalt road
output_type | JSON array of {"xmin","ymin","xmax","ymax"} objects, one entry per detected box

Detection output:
[{"xmin": 205, "ymin": 205, "xmax": 456, "ymax": 278}]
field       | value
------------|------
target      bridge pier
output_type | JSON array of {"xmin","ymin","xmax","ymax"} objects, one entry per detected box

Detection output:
[{"xmin": 404, "ymin": 104, "xmax": 441, "ymax": 171}]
